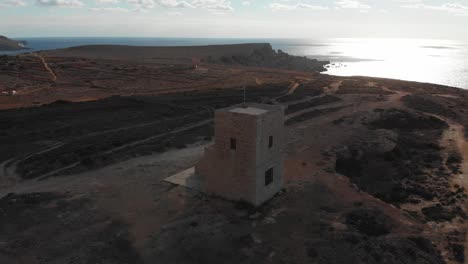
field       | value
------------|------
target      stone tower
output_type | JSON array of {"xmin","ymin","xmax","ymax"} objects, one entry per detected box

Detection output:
[{"xmin": 195, "ymin": 103, "xmax": 285, "ymax": 206}]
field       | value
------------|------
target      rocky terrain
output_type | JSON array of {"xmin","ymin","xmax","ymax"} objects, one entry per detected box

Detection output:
[
  {"xmin": 0, "ymin": 46, "xmax": 466, "ymax": 264},
  {"xmin": 0, "ymin": 36, "xmax": 26, "ymax": 51},
  {"xmin": 202, "ymin": 44, "xmax": 329, "ymax": 72}
]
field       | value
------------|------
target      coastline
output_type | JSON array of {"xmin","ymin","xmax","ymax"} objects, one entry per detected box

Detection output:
[
  {"xmin": 1, "ymin": 37, "xmax": 467, "ymax": 89},
  {"xmin": 0, "ymin": 43, "xmax": 466, "ymax": 110}
]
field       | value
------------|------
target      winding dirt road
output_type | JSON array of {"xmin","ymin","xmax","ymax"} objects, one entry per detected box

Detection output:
[
  {"xmin": 429, "ymin": 114, "xmax": 468, "ymax": 263},
  {"xmin": 35, "ymin": 54, "xmax": 57, "ymax": 81},
  {"xmin": 452, "ymin": 125, "xmax": 468, "ymax": 261}
]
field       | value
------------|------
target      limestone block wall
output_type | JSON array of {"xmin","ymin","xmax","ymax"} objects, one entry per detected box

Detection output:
[
  {"xmin": 195, "ymin": 103, "xmax": 285, "ymax": 206},
  {"xmin": 254, "ymin": 108, "xmax": 285, "ymax": 205}
]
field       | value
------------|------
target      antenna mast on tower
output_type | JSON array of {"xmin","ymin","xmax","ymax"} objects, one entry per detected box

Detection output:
[{"xmin": 242, "ymin": 79, "xmax": 247, "ymax": 107}]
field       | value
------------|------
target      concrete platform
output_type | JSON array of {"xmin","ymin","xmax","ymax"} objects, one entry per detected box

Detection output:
[{"xmin": 163, "ymin": 167, "xmax": 205, "ymax": 192}]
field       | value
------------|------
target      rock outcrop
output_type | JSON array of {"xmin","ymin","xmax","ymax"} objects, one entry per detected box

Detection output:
[{"xmin": 203, "ymin": 43, "xmax": 329, "ymax": 72}]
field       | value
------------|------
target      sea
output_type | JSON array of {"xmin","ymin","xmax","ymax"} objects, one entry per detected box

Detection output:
[{"xmin": 2, "ymin": 37, "xmax": 467, "ymax": 89}]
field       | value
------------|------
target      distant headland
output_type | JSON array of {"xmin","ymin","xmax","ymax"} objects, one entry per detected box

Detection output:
[
  {"xmin": 40, "ymin": 43, "xmax": 330, "ymax": 72},
  {"xmin": 0, "ymin": 36, "xmax": 27, "ymax": 51}
]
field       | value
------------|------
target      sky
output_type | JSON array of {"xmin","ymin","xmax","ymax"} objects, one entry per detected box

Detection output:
[{"xmin": 1, "ymin": 0, "xmax": 468, "ymax": 39}]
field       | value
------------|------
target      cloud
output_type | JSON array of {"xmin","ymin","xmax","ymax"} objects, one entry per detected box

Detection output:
[
  {"xmin": 158, "ymin": 0, "xmax": 193, "ymax": 8},
  {"xmin": 402, "ymin": 2, "xmax": 468, "ymax": 16},
  {"xmin": 191, "ymin": 0, "xmax": 233, "ymax": 11},
  {"xmin": 393, "ymin": 0, "xmax": 423, "ymax": 3},
  {"xmin": 96, "ymin": 0, "xmax": 120, "ymax": 4},
  {"xmin": 37, "ymin": 0, "xmax": 84, "ymax": 7},
  {"xmin": 127, "ymin": 0, "xmax": 231, "ymax": 11},
  {"xmin": 335, "ymin": 0, "xmax": 370, "ymax": 9},
  {"xmin": 0, "ymin": 0, "xmax": 26, "ymax": 6},
  {"xmin": 167, "ymin": 10, "xmax": 182, "ymax": 15},
  {"xmin": 89, "ymin": 6, "xmax": 129, "ymax": 11},
  {"xmin": 242, "ymin": 0, "xmax": 249, "ymax": 6},
  {"xmin": 128, "ymin": 0, "xmax": 154, "ymax": 10},
  {"xmin": 269, "ymin": 2, "xmax": 329, "ymax": 11}
]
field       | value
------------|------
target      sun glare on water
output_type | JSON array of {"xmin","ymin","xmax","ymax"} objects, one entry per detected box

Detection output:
[{"xmin": 302, "ymin": 38, "xmax": 468, "ymax": 89}]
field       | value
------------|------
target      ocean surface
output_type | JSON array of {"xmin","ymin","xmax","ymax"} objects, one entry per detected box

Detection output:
[{"xmin": 2, "ymin": 37, "xmax": 467, "ymax": 89}]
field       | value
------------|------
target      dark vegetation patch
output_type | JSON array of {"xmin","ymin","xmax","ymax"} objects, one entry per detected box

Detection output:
[
  {"xmin": 276, "ymin": 81, "xmax": 327, "ymax": 102},
  {"xmin": 402, "ymin": 95, "xmax": 460, "ymax": 120},
  {"xmin": 49, "ymin": 99, "xmax": 72, "ymax": 105},
  {"xmin": 336, "ymin": 79, "xmax": 393, "ymax": 95},
  {"xmin": 162, "ymin": 82, "xmax": 288, "ymax": 109},
  {"xmin": 0, "ymin": 83, "xmax": 287, "ymax": 179},
  {"xmin": 148, "ymin": 182, "xmax": 445, "ymax": 264},
  {"xmin": 335, "ymin": 109, "xmax": 454, "ymax": 207},
  {"xmin": 0, "ymin": 192, "xmax": 142, "ymax": 264},
  {"xmin": 368, "ymin": 108, "xmax": 448, "ymax": 130},
  {"xmin": 447, "ymin": 152, "xmax": 462, "ymax": 164},
  {"xmin": 402, "ymin": 94, "xmax": 468, "ymax": 138},
  {"xmin": 285, "ymin": 95, "xmax": 341, "ymax": 114},
  {"xmin": 450, "ymin": 243, "xmax": 465, "ymax": 263},
  {"xmin": 446, "ymin": 152, "xmax": 463, "ymax": 174},
  {"xmin": 421, "ymin": 204, "xmax": 464, "ymax": 222},
  {"xmin": 149, "ymin": 212, "xmax": 255, "ymax": 264},
  {"xmin": 309, "ymin": 235, "xmax": 444, "ymax": 264},
  {"xmin": 370, "ymin": 77, "xmax": 464, "ymax": 95},
  {"xmin": 345, "ymin": 208, "xmax": 393, "ymax": 236},
  {"xmin": 285, "ymin": 105, "xmax": 348, "ymax": 126},
  {"xmin": 64, "ymin": 123, "xmax": 215, "ymax": 177}
]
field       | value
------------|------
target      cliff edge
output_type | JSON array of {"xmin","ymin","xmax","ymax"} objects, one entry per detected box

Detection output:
[{"xmin": 202, "ymin": 43, "xmax": 329, "ymax": 72}]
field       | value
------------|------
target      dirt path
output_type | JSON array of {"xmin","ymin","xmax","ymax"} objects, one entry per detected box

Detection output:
[
  {"xmin": 15, "ymin": 118, "xmax": 213, "ymax": 180},
  {"xmin": 272, "ymin": 81, "xmax": 302, "ymax": 103},
  {"xmin": 78, "ymin": 112, "xmax": 209, "ymax": 140},
  {"xmin": 452, "ymin": 125, "xmax": 468, "ymax": 261},
  {"xmin": 1, "ymin": 111, "xmax": 212, "ymax": 183},
  {"xmin": 103, "ymin": 119, "xmax": 212, "ymax": 155},
  {"xmin": 324, "ymin": 80, "xmax": 342, "ymax": 94},
  {"xmin": 0, "ymin": 159, "xmax": 20, "ymax": 188},
  {"xmin": 431, "ymin": 116, "xmax": 468, "ymax": 262},
  {"xmin": 0, "ymin": 142, "xmax": 64, "ymax": 186},
  {"xmin": 285, "ymin": 81, "xmax": 300, "ymax": 95},
  {"xmin": 285, "ymin": 102, "xmax": 353, "ymax": 121},
  {"xmin": 35, "ymin": 54, "xmax": 57, "ymax": 81}
]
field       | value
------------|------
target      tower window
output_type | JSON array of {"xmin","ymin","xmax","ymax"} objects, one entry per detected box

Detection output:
[
  {"xmin": 265, "ymin": 168, "xmax": 273, "ymax": 186},
  {"xmin": 268, "ymin": 136, "xmax": 273, "ymax": 148},
  {"xmin": 230, "ymin": 138, "xmax": 236, "ymax": 150}
]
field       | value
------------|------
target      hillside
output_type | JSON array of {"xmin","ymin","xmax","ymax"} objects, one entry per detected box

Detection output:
[{"xmin": 0, "ymin": 36, "xmax": 26, "ymax": 51}]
